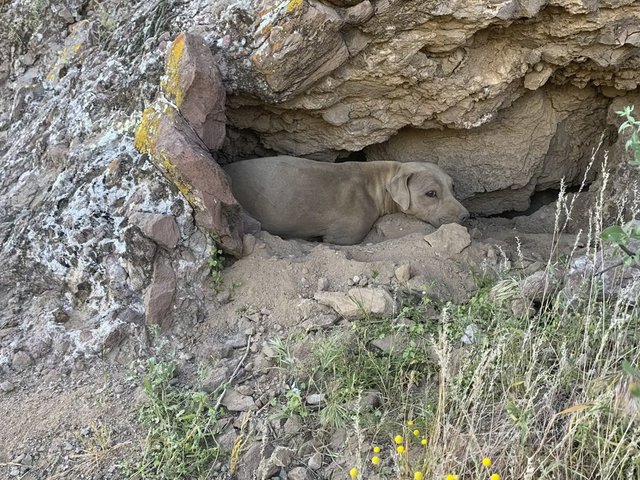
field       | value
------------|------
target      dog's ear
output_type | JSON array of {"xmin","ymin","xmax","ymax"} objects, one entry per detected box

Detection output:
[{"xmin": 387, "ymin": 170, "xmax": 412, "ymax": 210}]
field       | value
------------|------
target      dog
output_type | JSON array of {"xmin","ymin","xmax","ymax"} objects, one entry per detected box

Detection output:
[{"xmin": 223, "ymin": 155, "xmax": 469, "ymax": 245}]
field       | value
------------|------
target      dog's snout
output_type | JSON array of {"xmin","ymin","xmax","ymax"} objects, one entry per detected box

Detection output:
[{"xmin": 459, "ymin": 210, "xmax": 470, "ymax": 223}]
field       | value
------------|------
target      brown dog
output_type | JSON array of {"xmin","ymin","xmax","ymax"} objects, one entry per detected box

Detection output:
[{"xmin": 224, "ymin": 156, "xmax": 468, "ymax": 245}]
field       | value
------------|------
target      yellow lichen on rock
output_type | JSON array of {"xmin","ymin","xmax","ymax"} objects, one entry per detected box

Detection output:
[
  {"xmin": 134, "ymin": 106, "xmax": 162, "ymax": 154},
  {"xmin": 162, "ymin": 33, "xmax": 186, "ymax": 107},
  {"xmin": 286, "ymin": 0, "xmax": 303, "ymax": 12}
]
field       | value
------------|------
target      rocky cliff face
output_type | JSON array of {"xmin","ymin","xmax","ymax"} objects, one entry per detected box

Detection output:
[{"xmin": 1, "ymin": 0, "xmax": 638, "ymax": 366}]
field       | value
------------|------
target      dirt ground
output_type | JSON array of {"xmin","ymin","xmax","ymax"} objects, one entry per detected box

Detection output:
[{"xmin": 0, "ymin": 212, "xmax": 582, "ymax": 479}]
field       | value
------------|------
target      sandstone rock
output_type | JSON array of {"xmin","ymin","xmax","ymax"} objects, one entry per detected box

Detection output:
[
  {"xmin": 248, "ymin": 0, "xmax": 348, "ymax": 98},
  {"xmin": 222, "ymin": 389, "xmax": 256, "ymax": 412},
  {"xmin": 143, "ymin": 256, "xmax": 176, "ymax": 329},
  {"xmin": 314, "ymin": 288, "xmax": 393, "ymax": 319},
  {"xmin": 129, "ymin": 212, "xmax": 180, "ymax": 250},
  {"xmin": 342, "ymin": 0, "xmax": 374, "ymax": 25},
  {"xmin": 424, "ymin": 224, "xmax": 471, "ymax": 256}
]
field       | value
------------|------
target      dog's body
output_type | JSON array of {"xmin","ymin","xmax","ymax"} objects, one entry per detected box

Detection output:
[{"xmin": 223, "ymin": 156, "xmax": 468, "ymax": 245}]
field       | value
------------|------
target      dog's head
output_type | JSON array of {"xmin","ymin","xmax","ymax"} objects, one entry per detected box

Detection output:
[{"xmin": 387, "ymin": 162, "xmax": 469, "ymax": 227}]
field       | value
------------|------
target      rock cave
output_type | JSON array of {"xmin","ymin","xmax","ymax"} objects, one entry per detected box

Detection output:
[{"xmin": 1, "ymin": 0, "xmax": 639, "ymax": 478}]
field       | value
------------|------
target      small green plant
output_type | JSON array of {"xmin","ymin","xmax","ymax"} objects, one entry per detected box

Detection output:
[
  {"xmin": 617, "ymin": 105, "xmax": 640, "ymax": 166},
  {"xmin": 123, "ymin": 353, "xmax": 223, "ymax": 479},
  {"xmin": 600, "ymin": 106, "xmax": 640, "ymax": 262},
  {"xmin": 208, "ymin": 241, "xmax": 225, "ymax": 291}
]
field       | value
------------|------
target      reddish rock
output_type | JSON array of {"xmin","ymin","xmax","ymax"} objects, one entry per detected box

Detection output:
[
  {"xmin": 135, "ymin": 103, "xmax": 248, "ymax": 256},
  {"xmin": 162, "ymin": 32, "xmax": 226, "ymax": 151},
  {"xmin": 135, "ymin": 33, "xmax": 253, "ymax": 257},
  {"xmin": 130, "ymin": 212, "xmax": 180, "ymax": 250},
  {"xmin": 144, "ymin": 256, "xmax": 176, "ymax": 329}
]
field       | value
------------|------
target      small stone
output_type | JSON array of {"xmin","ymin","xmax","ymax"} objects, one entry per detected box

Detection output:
[
  {"xmin": 202, "ymin": 366, "xmax": 229, "ymax": 393},
  {"xmin": 0, "ymin": 381, "xmax": 15, "ymax": 393},
  {"xmin": 352, "ymin": 275, "xmax": 361, "ymax": 284},
  {"xmin": 299, "ymin": 313, "xmax": 338, "ymax": 332},
  {"xmin": 314, "ymin": 288, "xmax": 393, "ymax": 319},
  {"xmin": 288, "ymin": 466, "xmax": 311, "ymax": 480},
  {"xmin": 395, "ymin": 264, "xmax": 411, "ymax": 283},
  {"xmin": 221, "ymin": 389, "xmax": 255, "ymax": 412},
  {"xmin": 306, "ymin": 393, "xmax": 325, "ymax": 406},
  {"xmin": 217, "ymin": 427, "xmax": 237, "ymax": 451},
  {"xmin": 225, "ymin": 334, "xmax": 247, "ymax": 349},
  {"xmin": 216, "ymin": 290, "xmax": 232, "ymax": 304},
  {"xmin": 424, "ymin": 224, "xmax": 471, "ymax": 256},
  {"xmin": 370, "ymin": 334, "xmax": 404, "ymax": 354},
  {"xmin": 242, "ymin": 234, "xmax": 257, "ymax": 256},
  {"xmin": 283, "ymin": 414, "xmax": 303, "ymax": 435},
  {"xmin": 261, "ymin": 343, "xmax": 277, "ymax": 358},
  {"xmin": 236, "ymin": 384, "xmax": 253, "ymax": 396},
  {"xmin": 11, "ymin": 351, "xmax": 33, "ymax": 371},
  {"xmin": 271, "ymin": 446, "xmax": 295, "ymax": 467},
  {"xmin": 53, "ymin": 307, "xmax": 70, "ymax": 323},
  {"xmin": 317, "ymin": 277, "xmax": 329, "ymax": 291},
  {"xmin": 461, "ymin": 324, "xmax": 479, "ymax": 345},
  {"xmin": 308, "ymin": 452, "xmax": 323, "ymax": 470}
]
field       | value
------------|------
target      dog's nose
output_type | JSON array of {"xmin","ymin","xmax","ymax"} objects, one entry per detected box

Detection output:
[{"xmin": 459, "ymin": 211, "xmax": 470, "ymax": 223}]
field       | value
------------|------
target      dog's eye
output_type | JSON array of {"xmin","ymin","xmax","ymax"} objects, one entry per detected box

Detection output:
[{"xmin": 425, "ymin": 191, "xmax": 437, "ymax": 198}]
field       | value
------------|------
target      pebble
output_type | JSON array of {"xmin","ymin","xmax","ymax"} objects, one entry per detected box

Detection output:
[
  {"xmin": 225, "ymin": 334, "xmax": 247, "ymax": 349},
  {"xmin": 271, "ymin": 446, "xmax": 294, "ymax": 467},
  {"xmin": 306, "ymin": 393, "xmax": 325, "ymax": 406},
  {"xmin": 283, "ymin": 415, "xmax": 303, "ymax": 435},
  {"xmin": 0, "ymin": 380, "xmax": 15, "ymax": 393},
  {"xmin": 308, "ymin": 452, "xmax": 323, "ymax": 470},
  {"xmin": 317, "ymin": 277, "xmax": 329, "ymax": 291},
  {"xmin": 288, "ymin": 466, "xmax": 311, "ymax": 480},
  {"xmin": 11, "ymin": 351, "xmax": 33, "ymax": 371}
]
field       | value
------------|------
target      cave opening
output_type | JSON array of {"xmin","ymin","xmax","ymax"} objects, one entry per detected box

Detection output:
[{"xmin": 494, "ymin": 184, "xmax": 589, "ymax": 220}]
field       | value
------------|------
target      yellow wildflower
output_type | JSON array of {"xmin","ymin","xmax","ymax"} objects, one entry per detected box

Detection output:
[
  {"xmin": 394, "ymin": 435, "xmax": 404, "ymax": 444},
  {"xmin": 490, "ymin": 475, "xmax": 501, "ymax": 480},
  {"xmin": 445, "ymin": 475, "xmax": 459, "ymax": 480},
  {"xmin": 349, "ymin": 467, "xmax": 359, "ymax": 479},
  {"xmin": 421, "ymin": 438, "xmax": 428, "ymax": 445},
  {"xmin": 371, "ymin": 456, "xmax": 380, "ymax": 465},
  {"xmin": 407, "ymin": 420, "xmax": 414, "ymax": 426},
  {"xmin": 373, "ymin": 446, "xmax": 381, "ymax": 453},
  {"xmin": 396, "ymin": 445, "xmax": 405, "ymax": 454},
  {"xmin": 413, "ymin": 429, "xmax": 420, "ymax": 436},
  {"xmin": 482, "ymin": 457, "xmax": 492, "ymax": 467},
  {"xmin": 414, "ymin": 472, "xmax": 424, "ymax": 480}
]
